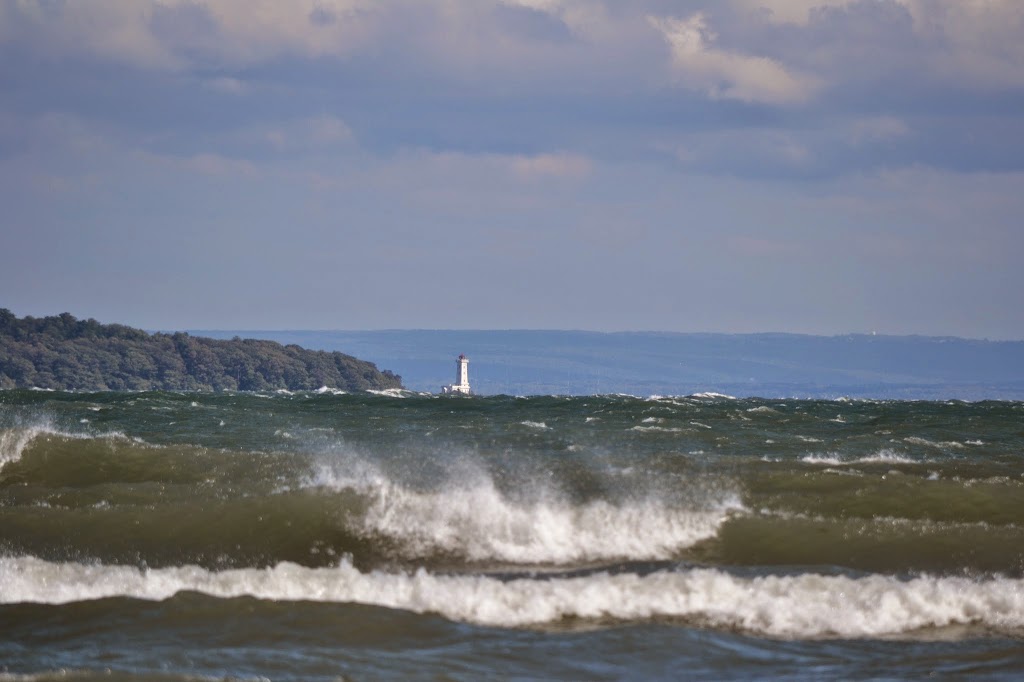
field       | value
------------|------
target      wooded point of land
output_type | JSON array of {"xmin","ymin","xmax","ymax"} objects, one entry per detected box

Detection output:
[{"xmin": 0, "ymin": 310, "xmax": 402, "ymax": 392}]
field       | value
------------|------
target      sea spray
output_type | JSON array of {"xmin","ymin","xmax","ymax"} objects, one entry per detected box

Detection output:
[{"xmin": 308, "ymin": 456, "xmax": 745, "ymax": 564}]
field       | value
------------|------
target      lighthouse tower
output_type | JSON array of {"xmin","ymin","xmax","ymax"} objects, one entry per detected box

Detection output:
[{"xmin": 441, "ymin": 354, "xmax": 471, "ymax": 395}]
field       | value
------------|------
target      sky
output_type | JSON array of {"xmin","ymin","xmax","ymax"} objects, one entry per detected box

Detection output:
[{"xmin": 1, "ymin": 0, "xmax": 1023, "ymax": 339}]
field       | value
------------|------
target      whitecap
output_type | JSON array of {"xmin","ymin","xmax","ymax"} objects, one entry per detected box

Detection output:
[
  {"xmin": 904, "ymin": 437, "xmax": 966, "ymax": 450},
  {"xmin": 629, "ymin": 426, "xmax": 685, "ymax": 433},
  {"xmin": 315, "ymin": 386, "xmax": 347, "ymax": 395},
  {"xmin": 4, "ymin": 556, "xmax": 1022, "ymax": 637},
  {"xmin": 366, "ymin": 388, "xmax": 409, "ymax": 398},
  {"xmin": 801, "ymin": 450, "xmax": 919, "ymax": 466},
  {"xmin": 308, "ymin": 462, "xmax": 743, "ymax": 565}
]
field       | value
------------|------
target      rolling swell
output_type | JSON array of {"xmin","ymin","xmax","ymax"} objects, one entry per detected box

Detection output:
[
  {"xmin": 2, "ymin": 390, "xmax": 1024, "ymax": 646},
  {"xmin": 0, "ymin": 424, "xmax": 743, "ymax": 570}
]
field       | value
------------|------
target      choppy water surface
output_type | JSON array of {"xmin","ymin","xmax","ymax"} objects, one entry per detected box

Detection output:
[{"xmin": 2, "ymin": 390, "xmax": 1023, "ymax": 680}]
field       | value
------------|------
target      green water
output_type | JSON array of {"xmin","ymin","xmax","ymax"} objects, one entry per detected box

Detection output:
[{"xmin": 2, "ymin": 390, "xmax": 1023, "ymax": 679}]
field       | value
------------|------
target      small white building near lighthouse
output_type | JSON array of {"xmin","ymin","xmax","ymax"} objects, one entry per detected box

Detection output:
[{"xmin": 441, "ymin": 354, "xmax": 471, "ymax": 395}]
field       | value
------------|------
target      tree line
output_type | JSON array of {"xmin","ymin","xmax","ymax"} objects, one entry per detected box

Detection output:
[{"xmin": 0, "ymin": 309, "xmax": 402, "ymax": 392}]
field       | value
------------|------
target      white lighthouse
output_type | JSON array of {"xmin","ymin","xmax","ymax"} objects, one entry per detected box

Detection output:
[{"xmin": 441, "ymin": 354, "xmax": 471, "ymax": 395}]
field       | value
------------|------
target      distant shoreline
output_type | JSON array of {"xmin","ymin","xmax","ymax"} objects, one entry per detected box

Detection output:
[{"xmin": 193, "ymin": 329, "xmax": 1024, "ymax": 401}]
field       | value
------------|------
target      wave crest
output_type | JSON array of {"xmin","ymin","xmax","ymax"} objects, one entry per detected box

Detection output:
[
  {"xmin": 4, "ymin": 555, "xmax": 1022, "ymax": 637},
  {"xmin": 310, "ymin": 461, "xmax": 742, "ymax": 565}
]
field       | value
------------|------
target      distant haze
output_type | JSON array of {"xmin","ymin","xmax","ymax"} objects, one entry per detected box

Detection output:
[{"xmin": 195, "ymin": 330, "xmax": 1024, "ymax": 400}]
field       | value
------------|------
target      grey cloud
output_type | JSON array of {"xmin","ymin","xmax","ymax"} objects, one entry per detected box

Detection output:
[{"xmin": 2, "ymin": 0, "xmax": 1023, "ymax": 335}]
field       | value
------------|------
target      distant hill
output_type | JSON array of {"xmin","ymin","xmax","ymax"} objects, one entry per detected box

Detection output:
[
  {"xmin": 0, "ymin": 310, "xmax": 402, "ymax": 392},
  {"xmin": 194, "ymin": 329, "xmax": 1024, "ymax": 400}
]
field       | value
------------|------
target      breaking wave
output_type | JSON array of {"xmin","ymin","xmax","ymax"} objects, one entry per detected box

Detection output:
[
  {"xmin": 3, "ymin": 555, "xmax": 1022, "ymax": 637},
  {"xmin": 0, "ymin": 423, "xmax": 118, "ymax": 468},
  {"xmin": 309, "ymin": 461, "xmax": 744, "ymax": 565}
]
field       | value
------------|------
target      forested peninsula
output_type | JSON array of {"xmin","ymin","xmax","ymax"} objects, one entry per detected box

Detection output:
[{"xmin": 0, "ymin": 310, "xmax": 402, "ymax": 392}]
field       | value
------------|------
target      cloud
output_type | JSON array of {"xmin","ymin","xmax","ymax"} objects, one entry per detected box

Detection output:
[
  {"xmin": 0, "ymin": 0, "xmax": 378, "ymax": 69},
  {"xmin": 732, "ymin": 0, "xmax": 856, "ymax": 25},
  {"xmin": 0, "ymin": 0, "xmax": 182, "ymax": 68},
  {"xmin": 847, "ymin": 116, "xmax": 909, "ymax": 145},
  {"xmin": 511, "ymin": 152, "xmax": 591, "ymax": 179},
  {"xmin": 497, "ymin": 0, "xmax": 617, "ymax": 41},
  {"xmin": 259, "ymin": 115, "xmax": 355, "ymax": 152},
  {"xmin": 746, "ymin": 0, "xmax": 1024, "ymax": 91},
  {"xmin": 3, "ymin": 1, "xmax": 1024, "ymax": 181},
  {"xmin": 203, "ymin": 76, "xmax": 250, "ymax": 95},
  {"xmin": 649, "ymin": 12, "xmax": 817, "ymax": 105},
  {"xmin": 660, "ymin": 127, "xmax": 816, "ymax": 178},
  {"xmin": 179, "ymin": 152, "xmax": 260, "ymax": 177}
]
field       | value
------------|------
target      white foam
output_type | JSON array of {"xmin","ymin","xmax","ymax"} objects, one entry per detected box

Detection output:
[
  {"xmin": 310, "ymin": 463, "xmax": 742, "ymax": 564},
  {"xmin": 690, "ymin": 392, "xmax": 736, "ymax": 400},
  {"xmin": 1, "ymin": 428, "xmax": 39, "ymax": 467},
  {"xmin": 904, "ymin": 437, "xmax": 966, "ymax": 450},
  {"xmin": 746, "ymin": 406, "xmax": 778, "ymax": 414},
  {"xmin": 801, "ymin": 450, "xmax": 918, "ymax": 466},
  {"xmin": 0, "ymin": 422, "xmax": 64, "ymax": 467},
  {"xmin": 630, "ymin": 425, "xmax": 685, "ymax": 433},
  {"xmin": 1, "ymin": 424, "xmax": 144, "ymax": 469},
  {"xmin": 366, "ymin": 388, "xmax": 409, "ymax": 398},
  {"xmin": 315, "ymin": 386, "xmax": 347, "ymax": 395},
  {"xmin": 3, "ymin": 556, "xmax": 1022, "ymax": 637},
  {"xmin": 520, "ymin": 421, "xmax": 549, "ymax": 430},
  {"xmin": 800, "ymin": 454, "xmax": 844, "ymax": 465}
]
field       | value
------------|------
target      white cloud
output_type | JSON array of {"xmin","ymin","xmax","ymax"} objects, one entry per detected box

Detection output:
[
  {"xmin": 649, "ymin": 13, "xmax": 817, "ymax": 105},
  {"xmin": 511, "ymin": 152, "xmax": 591, "ymax": 179},
  {"xmin": 737, "ymin": 0, "xmax": 1024, "ymax": 89}
]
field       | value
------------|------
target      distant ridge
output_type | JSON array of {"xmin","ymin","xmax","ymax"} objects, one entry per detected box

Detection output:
[
  {"xmin": 194, "ymin": 329, "xmax": 1024, "ymax": 400},
  {"xmin": 0, "ymin": 310, "xmax": 402, "ymax": 392}
]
